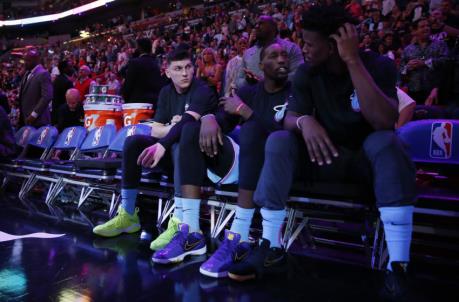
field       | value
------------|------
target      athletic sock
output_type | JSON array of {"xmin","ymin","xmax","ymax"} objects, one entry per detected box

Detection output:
[
  {"xmin": 182, "ymin": 198, "xmax": 201, "ymax": 232},
  {"xmin": 261, "ymin": 208, "xmax": 286, "ymax": 248},
  {"xmin": 230, "ymin": 206, "xmax": 255, "ymax": 241},
  {"xmin": 120, "ymin": 188, "xmax": 138, "ymax": 215},
  {"xmin": 379, "ymin": 206, "xmax": 414, "ymax": 271}
]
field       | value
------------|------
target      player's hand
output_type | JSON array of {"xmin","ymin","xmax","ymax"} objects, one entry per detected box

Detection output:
[
  {"xmin": 137, "ymin": 143, "xmax": 166, "ymax": 168},
  {"xmin": 298, "ymin": 116, "xmax": 339, "ymax": 166},
  {"xmin": 329, "ymin": 23, "xmax": 360, "ymax": 65},
  {"xmin": 200, "ymin": 115, "xmax": 223, "ymax": 157},
  {"xmin": 219, "ymin": 94, "xmax": 245, "ymax": 115}
]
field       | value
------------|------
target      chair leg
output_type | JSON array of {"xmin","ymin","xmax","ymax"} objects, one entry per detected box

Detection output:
[
  {"xmin": 78, "ymin": 186, "xmax": 94, "ymax": 209},
  {"xmin": 157, "ymin": 198, "xmax": 175, "ymax": 229}
]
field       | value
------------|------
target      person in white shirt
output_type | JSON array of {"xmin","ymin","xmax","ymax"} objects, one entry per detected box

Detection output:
[{"xmin": 224, "ymin": 37, "xmax": 248, "ymax": 96}]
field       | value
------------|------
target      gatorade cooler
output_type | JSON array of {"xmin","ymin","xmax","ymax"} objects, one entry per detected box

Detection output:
[
  {"xmin": 84, "ymin": 104, "xmax": 123, "ymax": 131},
  {"xmin": 122, "ymin": 103, "xmax": 154, "ymax": 126},
  {"xmin": 85, "ymin": 94, "xmax": 123, "ymax": 105},
  {"xmin": 90, "ymin": 85, "xmax": 110, "ymax": 95}
]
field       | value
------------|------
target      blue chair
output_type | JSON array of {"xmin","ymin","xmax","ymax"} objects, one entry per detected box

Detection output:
[
  {"xmin": 0, "ymin": 126, "xmax": 36, "ymax": 171},
  {"xmin": 74, "ymin": 124, "xmax": 152, "ymax": 214},
  {"xmin": 26, "ymin": 126, "xmax": 88, "ymax": 204},
  {"xmin": 397, "ymin": 119, "xmax": 459, "ymax": 165},
  {"xmin": 7, "ymin": 126, "xmax": 58, "ymax": 201},
  {"xmin": 48, "ymin": 125, "xmax": 118, "ymax": 209}
]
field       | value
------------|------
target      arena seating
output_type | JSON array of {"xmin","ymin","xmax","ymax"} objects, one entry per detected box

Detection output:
[{"xmin": 1, "ymin": 119, "xmax": 458, "ymax": 270}]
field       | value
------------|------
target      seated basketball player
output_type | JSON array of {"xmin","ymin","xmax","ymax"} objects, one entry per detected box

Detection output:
[
  {"xmin": 151, "ymin": 43, "xmax": 293, "ymax": 269},
  {"xmin": 92, "ymin": 49, "xmax": 217, "ymax": 254},
  {"xmin": 226, "ymin": 6, "xmax": 416, "ymax": 301}
]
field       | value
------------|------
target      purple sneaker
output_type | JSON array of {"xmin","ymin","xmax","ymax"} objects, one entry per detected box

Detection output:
[
  {"xmin": 152, "ymin": 223, "xmax": 206, "ymax": 264},
  {"xmin": 199, "ymin": 230, "xmax": 251, "ymax": 278}
]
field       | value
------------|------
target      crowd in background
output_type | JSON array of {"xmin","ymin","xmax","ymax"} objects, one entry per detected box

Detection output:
[{"xmin": 1, "ymin": 0, "xmax": 459, "ymax": 131}]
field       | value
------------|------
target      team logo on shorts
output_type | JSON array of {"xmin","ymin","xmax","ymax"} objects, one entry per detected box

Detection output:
[
  {"xmin": 430, "ymin": 122, "xmax": 453, "ymax": 159},
  {"xmin": 37, "ymin": 128, "xmax": 49, "ymax": 145},
  {"xmin": 64, "ymin": 127, "xmax": 76, "ymax": 146},
  {"xmin": 92, "ymin": 127, "xmax": 103, "ymax": 146}
]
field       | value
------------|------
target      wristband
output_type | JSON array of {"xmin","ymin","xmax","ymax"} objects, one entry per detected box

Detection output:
[
  {"xmin": 31, "ymin": 111, "xmax": 38, "ymax": 118},
  {"xmin": 236, "ymin": 103, "xmax": 244, "ymax": 113},
  {"xmin": 296, "ymin": 115, "xmax": 307, "ymax": 130}
]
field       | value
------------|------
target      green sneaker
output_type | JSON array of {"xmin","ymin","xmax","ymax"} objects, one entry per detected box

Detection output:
[
  {"xmin": 93, "ymin": 207, "xmax": 141, "ymax": 237},
  {"xmin": 150, "ymin": 216, "xmax": 181, "ymax": 251}
]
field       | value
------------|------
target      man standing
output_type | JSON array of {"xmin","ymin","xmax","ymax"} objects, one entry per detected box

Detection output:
[
  {"xmin": 235, "ymin": 15, "xmax": 304, "ymax": 89},
  {"xmin": 400, "ymin": 18, "xmax": 449, "ymax": 105},
  {"xmin": 121, "ymin": 38, "xmax": 163, "ymax": 106},
  {"xmin": 74, "ymin": 65, "xmax": 95, "ymax": 102},
  {"xmin": 18, "ymin": 49, "xmax": 53, "ymax": 127},
  {"xmin": 52, "ymin": 59, "xmax": 74, "ymax": 125}
]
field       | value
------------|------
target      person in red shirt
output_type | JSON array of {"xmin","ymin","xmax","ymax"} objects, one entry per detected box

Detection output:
[
  {"xmin": 74, "ymin": 65, "xmax": 95, "ymax": 101},
  {"xmin": 346, "ymin": 0, "xmax": 363, "ymax": 18}
]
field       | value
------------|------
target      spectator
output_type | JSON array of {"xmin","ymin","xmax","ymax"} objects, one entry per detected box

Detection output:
[
  {"xmin": 74, "ymin": 65, "xmax": 95, "ymax": 102},
  {"xmin": 0, "ymin": 106, "xmax": 16, "ymax": 160},
  {"xmin": 18, "ymin": 49, "xmax": 53, "ymax": 127},
  {"xmin": 196, "ymin": 48, "xmax": 223, "ymax": 93},
  {"xmin": 121, "ymin": 38, "xmax": 163, "ymax": 106},
  {"xmin": 106, "ymin": 72, "xmax": 121, "ymax": 95},
  {"xmin": 400, "ymin": 17, "xmax": 449, "ymax": 105},
  {"xmin": 224, "ymin": 37, "xmax": 248, "ymax": 96},
  {"xmin": 57, "ymin": 88, "xmax": 84, "ymax": 132},
  {"xmin": 0, "ymin": 89, "xmax": 9, "ymax": 114},
  {"xmin": 52, "ymin": 59, "xmax": 74, "ymax": 125},
  {"xmin": 235, "ymin": 15, "xmax": 304, "ymax": 89}
]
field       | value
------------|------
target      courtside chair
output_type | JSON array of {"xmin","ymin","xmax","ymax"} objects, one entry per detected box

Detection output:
[{"xmin": 47, "ymin": 125, "xmax": 117, "ymax": 209}]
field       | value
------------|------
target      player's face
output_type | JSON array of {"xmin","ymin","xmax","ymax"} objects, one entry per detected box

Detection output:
[
  {"xmin": 166, "ymin": 59, "xmax": 194, "ymax": 90},
  {"xmin": 260, "ymin": 43, "xmax": 289, "ymax": 81},
  {"xmin": 302, "ymin": 30, "xmax": 332, "ymax": 67}
]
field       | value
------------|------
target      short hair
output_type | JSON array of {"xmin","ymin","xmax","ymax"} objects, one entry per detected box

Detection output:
[
  {"xmin": 412, "ymin": 17, "xmax": 428, "ymax": 30},
  {"xmin": 166, "ymin": 48, "xmax": 192, "ymax": 65},
  {"xmin": 136, "ymin": 38, "xmax": 152, "ymax": 54},
  {"xmin": 65, "ymin": 88, "xmax": 80, "ymax": 100},
  {"xmin": 260, "ymin": 42, "xmax": 285, "ymax": 61},
  {"xmin": 301, "ymin": 5, "xmax": 357, "ymax": 38},
  {"xmin": 58, "ymin": 60, "xmax": 69, "ymax": 73}
]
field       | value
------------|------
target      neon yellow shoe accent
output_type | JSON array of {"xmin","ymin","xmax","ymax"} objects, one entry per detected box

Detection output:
[
  {"xmin": 150, "ymin": 216, "xmax": 181, "ymax": 251},
  {"xmin": 93, "ymin": 207, "xmax": 141, "ymax": 237}
]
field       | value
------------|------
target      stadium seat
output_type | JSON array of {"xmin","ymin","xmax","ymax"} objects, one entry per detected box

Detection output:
[{"xmin": 7, "ymin": 126, "xmax": 58, "ymax": 201}]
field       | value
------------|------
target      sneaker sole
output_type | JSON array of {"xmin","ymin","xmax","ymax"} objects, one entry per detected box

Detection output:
[
  {"xmin": 199, "ymin": 267, "xmax": 228, "ymax": 278},
  {"xmin": 227, "ymin": 272, "xmax": 256, "ymax": 282},
  {"xmin": 93, "ymin": 223, "xmax": 141, "ymax": 237},
  {"xmin": 152, "ymin": 246, "xmax": 207, "ymax": 264}
]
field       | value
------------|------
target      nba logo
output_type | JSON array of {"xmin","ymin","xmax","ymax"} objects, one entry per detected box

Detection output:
[
  {"xmin": 37, "ymin": 128, "xmax": 49, "ymax": 145},
  {"xmin": 92, "ymin": 127, "xmax": 102, "ymax": 146},
  {"xmin": 127, "ymin": 126, "xmax": 136, "ymax": 137},
  {"xmin": 430, "ymin": 122, "xmax": 453, "ymax": 159},
  {"xmin": 64, "ymin": 127, "xmax": 76, "ymax": 146}
]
